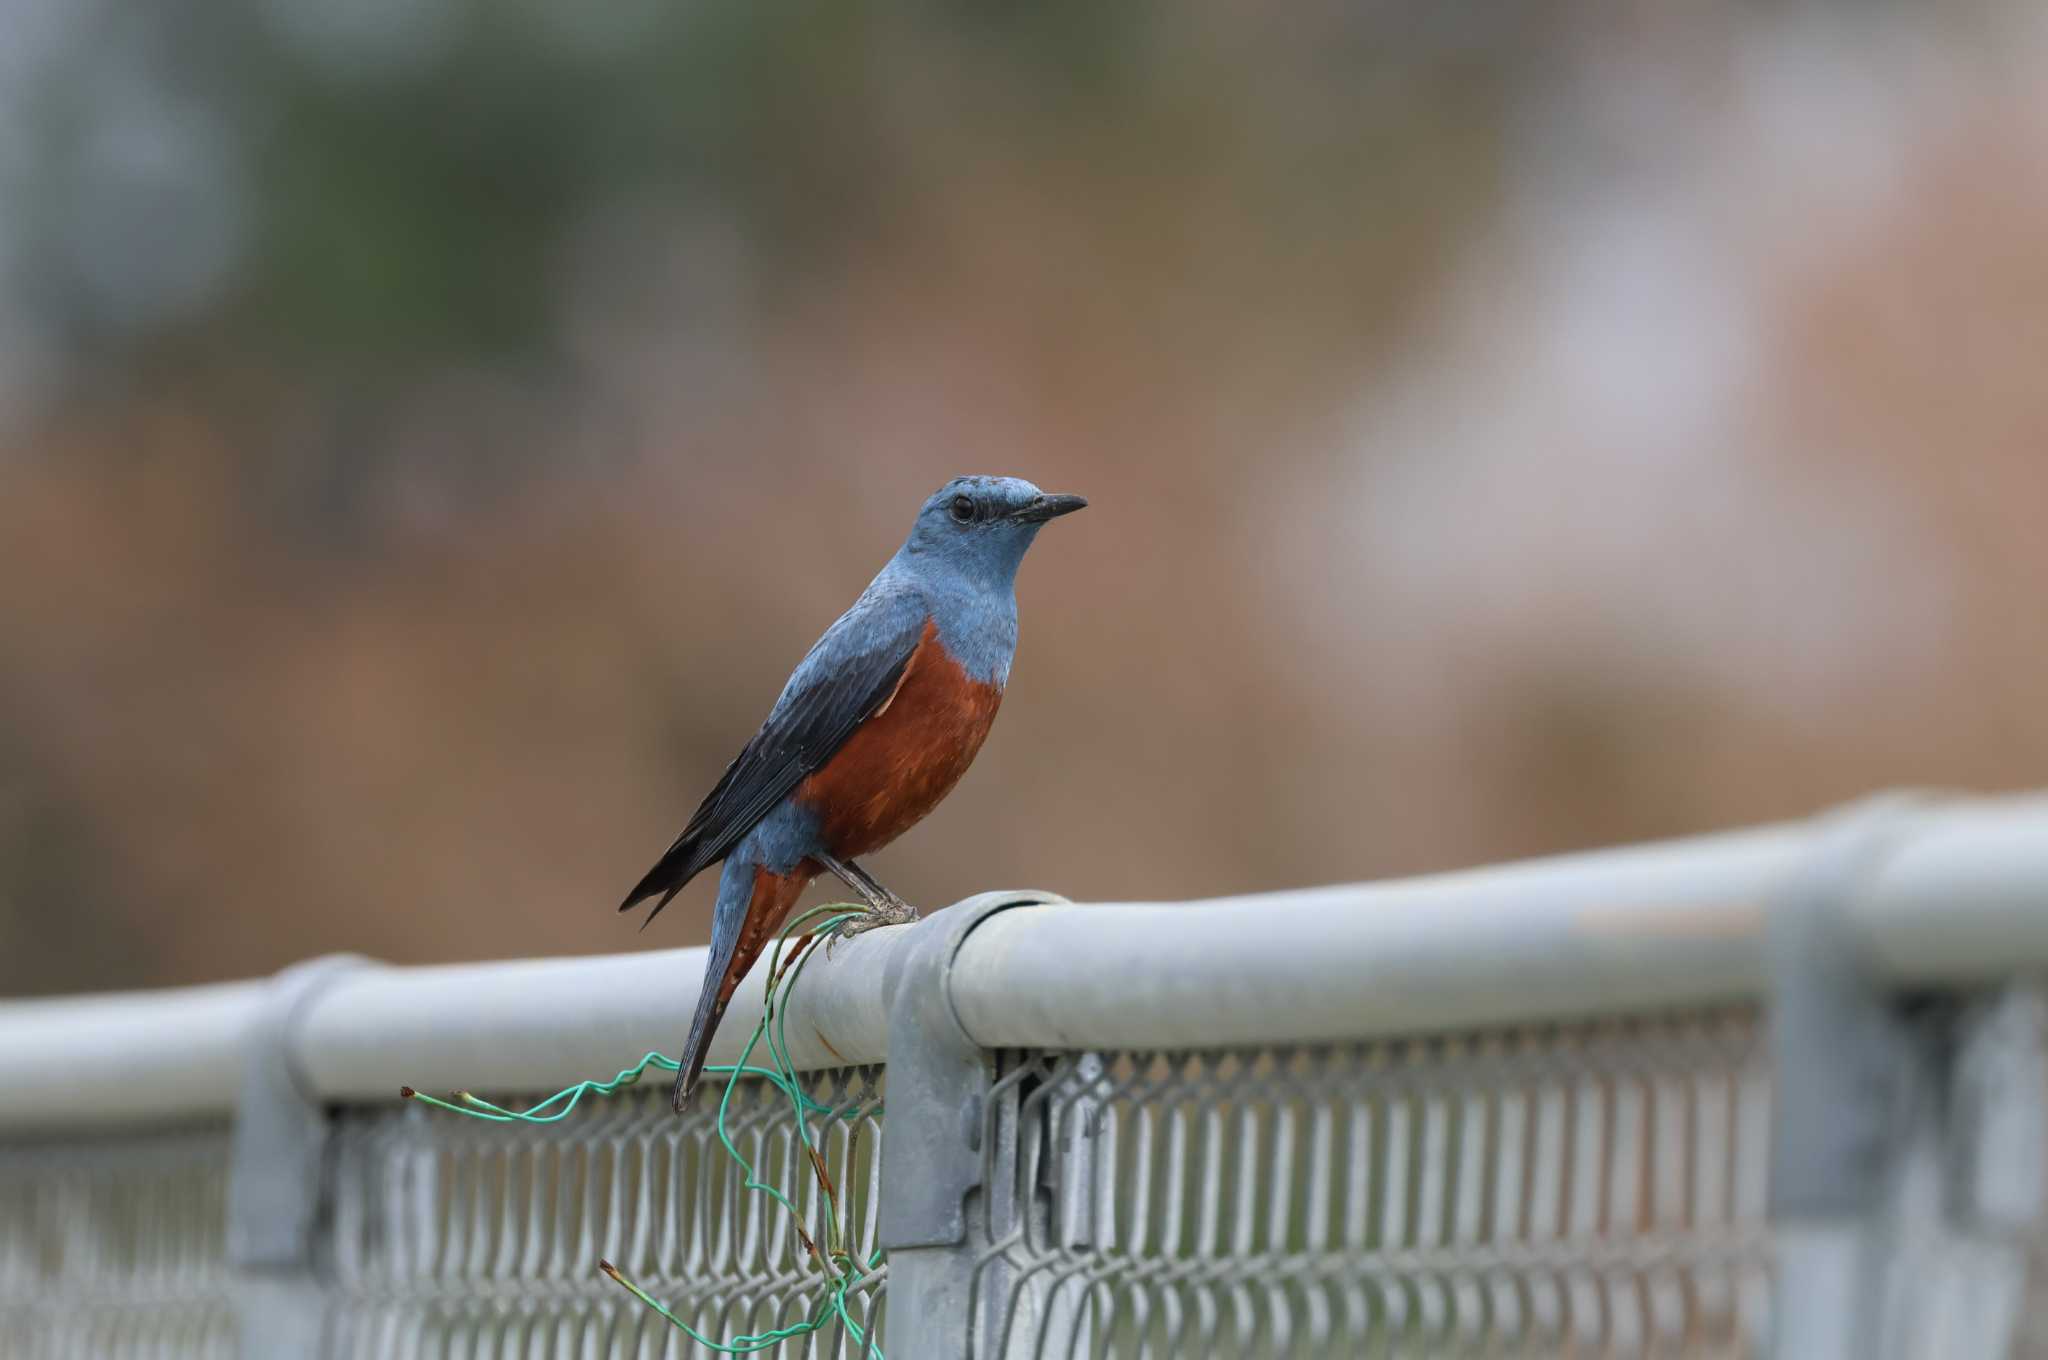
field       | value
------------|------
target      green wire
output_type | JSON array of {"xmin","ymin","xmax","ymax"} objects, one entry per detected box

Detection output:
[
  {"xmin": 399, "ymin": 1055, "xmax": 839, "ymax": 1124},
  {"xmin": 402, "ymin": 902, "xmax": 887, "ymax": 1357}
]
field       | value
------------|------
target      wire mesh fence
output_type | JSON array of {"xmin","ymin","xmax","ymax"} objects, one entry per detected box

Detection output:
[
  {"xmin": 4, "ymin": 797, "xmax": 2048, "ymax": 1357},
  {"xmin": 322, "ymin": 1067, "xmax": 887, "ymax": 1358},
  {"xmin": 0, "ymin": 1124, "xmax": 239, "ymax": 1360},
  {"xmin": 971, "ymin": 1013, "xmax": 1772, "ymax": 1358},
  {"xmin": 0, "ymin": 1015, "xmax": 1779, "ymax": 1359}
]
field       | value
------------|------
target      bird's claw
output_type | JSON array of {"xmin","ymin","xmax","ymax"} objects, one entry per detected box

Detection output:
[{"xmin": 826, "ymin": 903, "xmax": 919, "ymax": 956}]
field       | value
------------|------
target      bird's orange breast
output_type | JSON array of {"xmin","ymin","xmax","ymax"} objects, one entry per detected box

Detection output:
[{"xmin": 797, "ymin": 619, "xmax": 1003, "ymax": 859}]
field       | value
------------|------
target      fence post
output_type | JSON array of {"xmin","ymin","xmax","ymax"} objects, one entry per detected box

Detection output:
[
  {"xmin": 878, "ymin": 892, "xmax": 1062, "ymax": 1359},
  {"xmin": 226, "ymin": 954, "xmax": 370, "ymax": 1358},
  {"xmin": 1766, "ymin": 798, "xmax": 1933, "ymax": 1360}
]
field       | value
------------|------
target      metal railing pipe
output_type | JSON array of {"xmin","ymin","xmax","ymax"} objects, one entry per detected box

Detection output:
[
  {"xmin": 5, "ymin": 792, "xmax": 2047, "ymax": 1130},
  {"xmin": 292, "ymin": 931, "xmax": 902, "ymax": 1102},
  {"xmin": 948, "ymin": 826, "xmax": 1803, "ymax": 1051},
  {"xmin": 1855, "ymin": 795, "xmax": 2048, "ymax": 984},
  {"xmin": 0, "ymin": 979, "xmax": 266, "ymax": 1129}
]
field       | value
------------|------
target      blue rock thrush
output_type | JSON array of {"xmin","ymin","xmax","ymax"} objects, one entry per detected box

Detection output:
[{"xmin": 621, "ymin": 475, "xmax": 1087, "ymax": 1110}]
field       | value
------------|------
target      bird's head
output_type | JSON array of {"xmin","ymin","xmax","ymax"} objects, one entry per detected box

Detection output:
[{"xmin": 899, "ymin": 475, "xmax": 1086, "ymax": 587}]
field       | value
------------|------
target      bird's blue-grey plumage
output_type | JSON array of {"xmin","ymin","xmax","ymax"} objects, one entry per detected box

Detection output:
[
  {"xmin": 621, "ymin": 475, "xmax": 1085, "ymax": 1110},
  {"xmin": 622, "ymin": 587, "xmax": 929, "ymax": 921},
  {"xmin": 621, "ymin": 476, "xmax": 1066, "ymax": 920}
]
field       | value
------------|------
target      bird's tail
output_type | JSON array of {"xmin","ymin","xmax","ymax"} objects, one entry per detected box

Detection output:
[{"xmin": 673, "ymin": 857, "xmax": 809, "ymax": 1113}]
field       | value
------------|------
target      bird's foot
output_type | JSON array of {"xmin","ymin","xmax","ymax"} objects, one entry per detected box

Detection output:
[
  {"xmin": 815, "ymin": 856, "xmax": 921, "ymax": 942},
  {"xmin": 828, "ymin": 899, "xmax": 919, "ymax": 954}
]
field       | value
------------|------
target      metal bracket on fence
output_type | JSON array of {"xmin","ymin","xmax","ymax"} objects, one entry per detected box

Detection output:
[
  {"xmin": 227, "ymin": 952, "xmax": 371, "ymax": 1356},
  {"xmin": 879, "ymin": 889, "xmax": 1065, "ymax": 1359},
  {"xmin": 1765, "ymin": 796, "xmax": 1930, "ymax": 1360}
]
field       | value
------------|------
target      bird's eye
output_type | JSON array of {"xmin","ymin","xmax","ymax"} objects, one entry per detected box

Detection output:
[{"xmin": 949, "ymin": 495, "xmax": 976, "ymax": 524}]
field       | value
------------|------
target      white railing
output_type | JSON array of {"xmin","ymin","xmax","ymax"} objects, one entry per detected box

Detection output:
[{"xmin": 3, "ymin": 791, "xmax": 2047, "ymax": 1357}]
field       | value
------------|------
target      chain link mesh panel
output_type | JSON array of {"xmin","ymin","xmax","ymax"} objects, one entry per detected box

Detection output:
[
  {"xmin": 0, "ymin": 1008, "xmax": 1813, "ymax": 1358},
  {"xmin": 1957, "ymin": 986, "xmax": 2048, "ymax": 1360},
  {"xmin": 322, "ymin": 1065, "xmax": 887, "ymax": 1358},
  {"xmin": 968, "ymin": 1010, "xmax": 1772, "ymax": 1359},
  {"xmin": 0, "ymin": 1124, "xmax": 237, "ymax": 1359}
]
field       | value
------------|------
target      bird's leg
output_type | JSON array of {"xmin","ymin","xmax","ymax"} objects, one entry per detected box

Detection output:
[
  {"xmin": 816, "ymin": 852, "xmax": 915, "ymax": 917},
  {"xmin": 814, "ymin": 852, "xmax": 918, "ymax": 940}
]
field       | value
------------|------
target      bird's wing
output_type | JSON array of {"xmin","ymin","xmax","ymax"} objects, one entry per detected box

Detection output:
[{"xmin": 621, "ymin": 585, "xmax": 930, "ymax": 920}]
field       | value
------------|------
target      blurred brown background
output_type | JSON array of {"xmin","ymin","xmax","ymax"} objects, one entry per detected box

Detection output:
[{"xmin": 3, "ymin": 2, "xmax": 2045, "ymax": 996}]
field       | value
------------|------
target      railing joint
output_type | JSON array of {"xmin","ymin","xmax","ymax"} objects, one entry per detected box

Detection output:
[
  {"xmin": 878, "ymin": 889, "xmax": 1064, "ymax": 1358},
  {"xmin": 226, "ymin": 952, "xmax": 374, "ymax": 1356},
  {"xmin": 1766, "ymin": 794, "xmax": 1938, "ymax": 1360}
]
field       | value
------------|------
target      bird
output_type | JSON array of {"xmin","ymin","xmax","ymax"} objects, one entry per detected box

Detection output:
[{"xmin": 621, "ymin": 475, "xmax": 1087, "ymax": 1111}]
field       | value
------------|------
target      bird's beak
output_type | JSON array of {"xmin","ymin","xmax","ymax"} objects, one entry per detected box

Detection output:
[{"xmin": 1013, "ymin": 493, "xmax": 1088, "ymax": 523}]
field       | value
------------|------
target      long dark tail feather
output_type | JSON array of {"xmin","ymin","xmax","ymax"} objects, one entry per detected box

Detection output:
[
  {"xmin": 672, "ymin": 862, "xmax": 805, "ymax": 1113},
  {"xmin": 672, "ymin": 925, "xmax": 740, "ymax": 1112}
]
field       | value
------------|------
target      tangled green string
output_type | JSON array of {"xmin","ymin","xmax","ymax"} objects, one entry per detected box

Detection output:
[{"xmin": 401, "ymin": 902, "xmax": 886, "ymax": 1356}]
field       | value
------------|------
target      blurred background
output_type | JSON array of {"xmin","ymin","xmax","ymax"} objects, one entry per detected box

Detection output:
[{"xmin": 3, "ymin": 1, "xmax": 2045, "ymax": 996}]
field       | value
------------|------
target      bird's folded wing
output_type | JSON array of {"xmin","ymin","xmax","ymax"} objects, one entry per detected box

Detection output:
[{"xmin": 622, "ymin": 587, "xmax": 930, "ymax": 911}]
